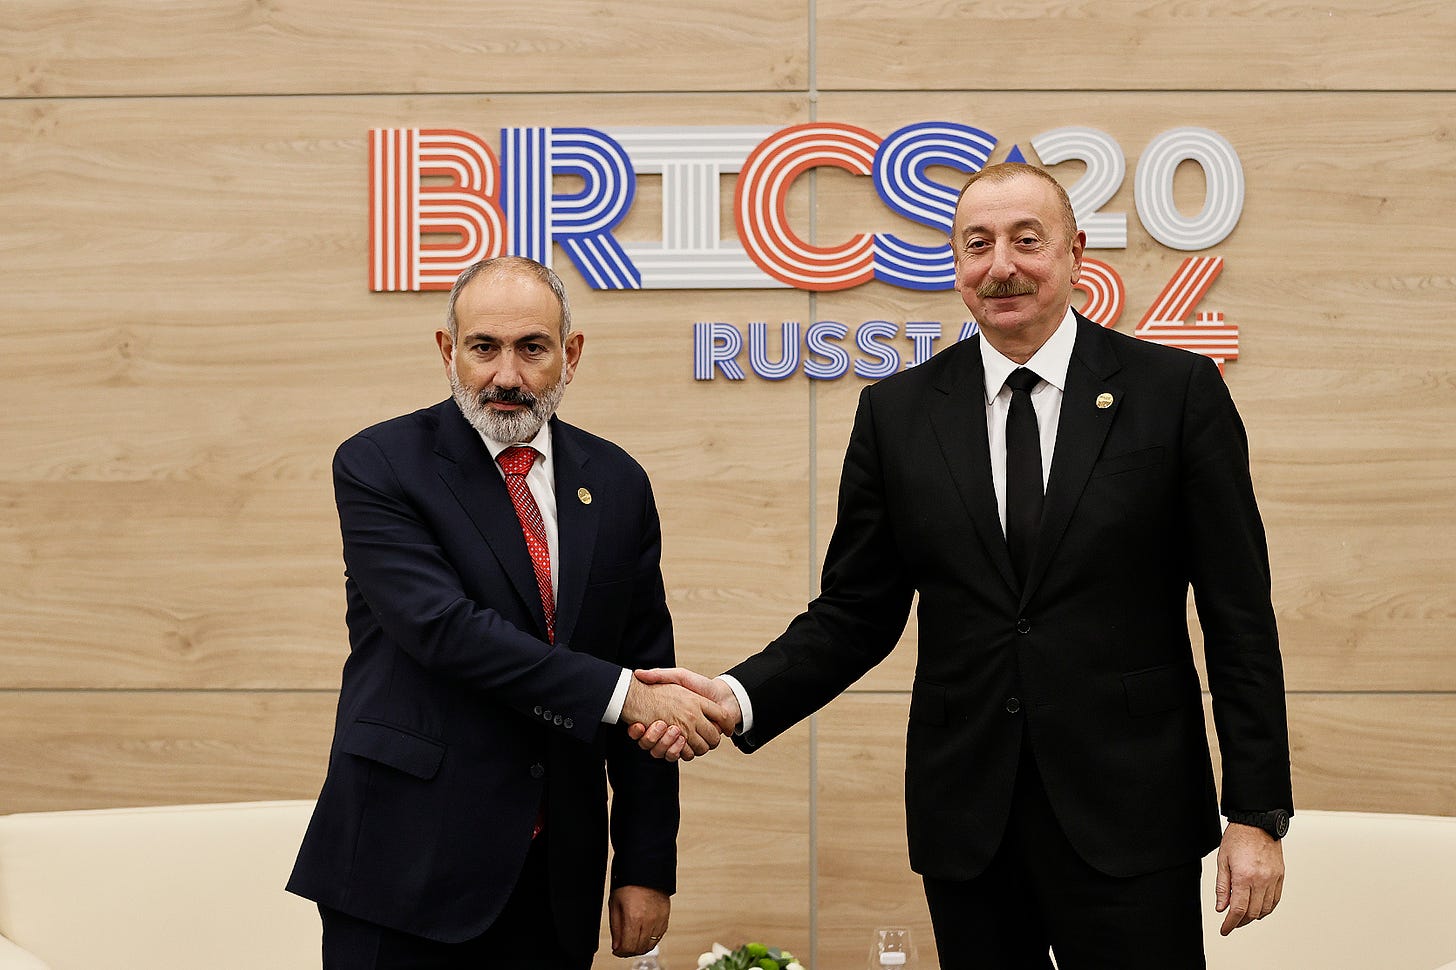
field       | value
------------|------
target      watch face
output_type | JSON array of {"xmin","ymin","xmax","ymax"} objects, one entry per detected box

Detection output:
[{"xmin": 1273, "ymin": 810, "xmax": 1290, "ymax": 838}]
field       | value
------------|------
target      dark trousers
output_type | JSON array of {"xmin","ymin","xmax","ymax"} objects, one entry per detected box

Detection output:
[
  {"xmin": 923, "ymin": 744, "xmax": 1205, "ymax": 970},
  {"xmin": 319, "ymin": 834, "xmax": 592, "ymax": 970}
]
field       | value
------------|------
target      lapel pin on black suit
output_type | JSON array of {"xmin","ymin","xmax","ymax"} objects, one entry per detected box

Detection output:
[
  {"xmin": 577, "ymin": 487, "xmax": 592, "ymax": 505},
  {"xmin": 1096, "ymin": 392, "xmax": 1114, "ymax": 409}
]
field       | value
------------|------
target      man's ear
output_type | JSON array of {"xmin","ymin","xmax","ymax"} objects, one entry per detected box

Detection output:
[
  {"xmin": 436, "ymin": 329, "xmax": 455, "ymax": 373},
  {"xmin": 562, "ymin": 331, "xmax": 585, "ymax": 384},
  {"xmin": 1069, "ymin": 229, "xmax": 1087, "ymax": 284}
]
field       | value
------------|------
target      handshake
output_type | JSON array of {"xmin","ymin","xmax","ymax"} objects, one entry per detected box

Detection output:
[{"xmin": 620, "ymin": 668, "xmax": 741, "ymax": 763}]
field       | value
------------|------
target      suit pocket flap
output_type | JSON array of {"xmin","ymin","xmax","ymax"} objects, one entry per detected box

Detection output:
[
  {"xmin": 909, "ymin": 681, "xmax": 948, "ymax": 726},
  {"xmin": 1122, "ymin": 664, "xmax": 1201, "ymax": 717},
  {"xmin": 339, "ymin": 719, "xmax": 445, "ymax": 779},
  {"xmin": 1092, "ymin": 446, "xmax": 1165, "ymax": 478}
]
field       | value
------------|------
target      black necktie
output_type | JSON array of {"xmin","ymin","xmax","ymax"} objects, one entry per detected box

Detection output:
[{"xmin": 1004, "ymin": 367, "xmax": 1043, "ymax": 588}]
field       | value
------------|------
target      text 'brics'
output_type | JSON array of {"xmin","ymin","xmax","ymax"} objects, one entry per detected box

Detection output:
[{"xmin": 369, "ymin": 123, "xmax": 1243, "ymax": 293}]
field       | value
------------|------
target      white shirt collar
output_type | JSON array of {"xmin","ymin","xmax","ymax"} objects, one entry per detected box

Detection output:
[
  {"xmin": 980, "ymin": 307, "xmax": 1078, "ymax": 404},
  {"xmin": 477, "ymin": 418, "xmax": 554, "ymax": 466}
]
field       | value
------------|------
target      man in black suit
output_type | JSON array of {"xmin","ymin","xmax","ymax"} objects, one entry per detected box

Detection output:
[
  {"xmin": 288, "ymin": 256, "xmax": 732, "ymax": 969},
  {"xmin": 632, "ymin": 164, "xmax": 1292, "ymax": 967}
]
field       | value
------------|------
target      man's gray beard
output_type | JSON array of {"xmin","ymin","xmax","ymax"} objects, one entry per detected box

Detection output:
[{"xmin": 449, "ymin": 363, "xmax": 567, "ymax": 444}]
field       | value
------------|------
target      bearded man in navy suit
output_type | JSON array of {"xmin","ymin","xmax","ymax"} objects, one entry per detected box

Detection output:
[
  {"xmin": 289, "ymin": 256, "xmax": 732, "ymax": 969},
  {"xmin": 632, "ymin": 164, "xmax": 1292, "ymax": 968}
]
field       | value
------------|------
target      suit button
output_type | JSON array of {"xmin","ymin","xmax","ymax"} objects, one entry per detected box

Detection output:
[
  {"xmin": 553, "ymin": 714, "xmax": 564, "ymax": 726},
  {"xmin": 533, "ymin": 705, "xmax": 543, "ymax": 716},
  {"xmin": 563, "ymin": 717, "xmax": 574, "ymax": 729},
  {"xmin": 529, "ymin": 763, "xmax": 545, "ymax": 779},
  {"xmin": 1005, "ymin": 697, "xmax": 1022, "ymax": 714},
  {"xmin": 1016, "ymin": 618, "xmax": 1031, "ymax": 634}
]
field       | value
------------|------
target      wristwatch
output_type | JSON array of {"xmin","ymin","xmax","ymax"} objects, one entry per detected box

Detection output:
[{"xmin": 1226, "ymin": 808, "xmax": 1290, "ymax": 840}]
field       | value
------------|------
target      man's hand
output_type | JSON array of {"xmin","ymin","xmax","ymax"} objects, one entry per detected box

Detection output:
[
  {"xmin": 619, "ymin": 676, "xmax": 730, "ymax": 761},
  {"xmin": 609, "ymin": 884, "xmax": 669, "ymax": 957},
  {"xmin": 626, "ymin": 667, "xmax": 742, "ymax": 762},
  {"xmin": 1215, "ymin": 822, "xmax": 1285, "ymax": 935}
]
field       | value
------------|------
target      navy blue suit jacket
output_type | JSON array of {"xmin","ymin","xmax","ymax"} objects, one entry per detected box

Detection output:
[
  {"xmin": 288, "ymin": 400, "xmax": 677, "ymax": 950},
  {"xmin": 729, "ymin": 313, "xmax": 1291, "ymax": 880}
]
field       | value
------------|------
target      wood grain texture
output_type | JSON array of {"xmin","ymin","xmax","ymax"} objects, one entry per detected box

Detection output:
[
  {"xmin": 800, "ymin": 91, "xmax": 1456, "ymax": 694},
  {"xmin": 595, "ymin": 734, "xmax": 813, "ymax": 969},
  {"xmin": 0, "ymin": 691, "xmax": 336, "ymax": 814},
  {"xmin": 815, "ymin": 0, "xmax": 1456, "ymax": 91},
  {"xmin": 1219, "ymin": 693, "xmax": 1456, "ymax": 817},
  {"xmin": 815, "ymin": 695, "xmax": 938, "ymax": 970},
  {"xmin": 3, "ymin": 8, "xmax": 1454, "ymax": 957},
  {"xmin": 0, "ymin": 0, "xmax": 807, "ymax": 98},
  {"xmin": 0, "ymin": 93, "xmax": 812, "ymax": 690}
]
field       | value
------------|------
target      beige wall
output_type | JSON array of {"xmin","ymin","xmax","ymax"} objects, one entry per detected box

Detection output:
[{"xmin": 3, "ymin": 2, "xmax": 1454, "ymax": 966}]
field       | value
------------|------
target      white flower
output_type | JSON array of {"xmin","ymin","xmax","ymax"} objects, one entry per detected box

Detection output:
[
  {"xmin": 712, "ymin": 943, "xmax": 733, "ymax": 957},
  {"xmin": 786, "ymin": 963, "xmax": 804, "ymax": 970},
  {"xmin": 697, "ymin": 954, "xmax": 718, "ymax": 969}
]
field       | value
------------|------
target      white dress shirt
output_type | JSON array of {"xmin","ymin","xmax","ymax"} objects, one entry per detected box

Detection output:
[
  {"xmin": 477, "ymin": 421, "xmax": 632, "ymax": 724},
  {"xmin": 722, "ymin": 307, "xmax": 1079, "ymax": 735},
  {"xmin": 980, "ymin": 307, "xmax": 1077, "ymax": 534}
]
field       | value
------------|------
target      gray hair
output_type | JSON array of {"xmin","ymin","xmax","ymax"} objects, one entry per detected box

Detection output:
[
  {"xmin": 951, "ymin": 162, "xmax": 1079, "ymax": 244},
  {"xmin": 444, "ymin": 256, "xmax": 572, "ymax": 342}
]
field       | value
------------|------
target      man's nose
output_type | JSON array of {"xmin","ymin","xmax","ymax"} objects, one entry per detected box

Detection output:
[
  {"xmin": 988, "ymin": 240, "xmax": 1017, "ymax": 278},
  {"xmin": 493, "ymin": 351, "xmax": 523, "ymax": 387}
]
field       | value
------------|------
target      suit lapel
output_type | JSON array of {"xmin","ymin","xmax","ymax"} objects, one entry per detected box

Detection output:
[
  {"xmin": 550, "ymin": 421, "xmax": 599, "ymax": 649},
  {"xmin": 1021, "ymin": 313, "xmax": 1123, "ymax": 606},
  {"xmin": 433, "ymin": 402, "xmax": 551, "ymax": 640},
  {"xmin": 928, "ymin": 337, "xmax": 1020, "ymax": 595}
]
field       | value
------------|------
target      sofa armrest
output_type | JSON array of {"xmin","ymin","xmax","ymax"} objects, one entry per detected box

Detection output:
[{"xmin": 0, "ymin": 935, "xmax": 50, "ymax": 970}]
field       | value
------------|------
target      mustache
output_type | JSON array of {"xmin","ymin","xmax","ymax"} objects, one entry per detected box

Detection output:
[
  {"xmin": 479, "ymin": 386, "xmax": 539, "ymax": 408},
  {"xmin": 976, "ymin": 278, "xmax": 1038, "ymax": 299}
]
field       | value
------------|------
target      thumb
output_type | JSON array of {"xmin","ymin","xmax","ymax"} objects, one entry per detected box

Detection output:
[{"xmin": 634, "ymin": 667, "xmax": 676, "ymax": 685}]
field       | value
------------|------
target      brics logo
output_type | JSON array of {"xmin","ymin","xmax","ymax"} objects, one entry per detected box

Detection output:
[{"xmin": 369, "ymin": 122, "xmax": 1246, "ymax": 377}]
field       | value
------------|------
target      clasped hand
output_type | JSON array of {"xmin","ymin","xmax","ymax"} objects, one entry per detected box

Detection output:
[{"xmin": 622, "ymin": 668, "xmax": 741, "ymax": 762}]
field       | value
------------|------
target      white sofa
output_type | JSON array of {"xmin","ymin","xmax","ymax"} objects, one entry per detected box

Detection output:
[
  {"xmin": 1, "ymin": 802, "xmax": 1453, "ymax": 969},
  {"xmin": 1202, "ymin": 809, "xmax": 1456, "ymax": 970},
  {"xmin": 0, "ymin": 800, "xmax": 320, "ymax": 970}
]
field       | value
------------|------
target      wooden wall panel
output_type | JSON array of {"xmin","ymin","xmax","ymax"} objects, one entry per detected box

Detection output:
[
  {"xmin": 598, "ymin": 735, "xmax": 814, "ymax": 969},
  {"xmin": 815, "ymin": 0, "xmax": 1456, "ymax": 91},
  {"xmin": 817, "ymin": 695, "xmax": 939, "ymax": 970},
  {"xmin": 805, "ymin": 91, "xmax": 1456, "ymax": 695},
  {"xmin": 1209, "ymin": 694, "xmax": 1456, "ymax": 817},
  {"xmin": 0, "ymin": 0, "xmax": 807, "ymax": 98},
  {"xmin": 2, "ymin": 0, "xmax": 1452, "ymax": 963},
  {"xmin": 0, "ymin": 692, "xmax": 336, "ymax": 814},
  {"xmin": 0, "ymin": 93, "xmax": 812, "ymax": 692}
]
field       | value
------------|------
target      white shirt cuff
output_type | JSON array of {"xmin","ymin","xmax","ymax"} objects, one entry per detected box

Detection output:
[
  {"xmin": 717, "ymin": 673, "xmax": 754, "ymax": 734},
  {"xmin": 603, "ymin": 668, "xmax": 632, "ymax": 724}
]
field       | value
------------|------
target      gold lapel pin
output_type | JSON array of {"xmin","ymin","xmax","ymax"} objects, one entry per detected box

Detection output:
[
  {"xmin": 1096, "ymin": 392, "xmax": 1114, "ymax": 409},
  {"xmin": 577, "ymin": 487, "xmax": 592, "ymax": 505}
]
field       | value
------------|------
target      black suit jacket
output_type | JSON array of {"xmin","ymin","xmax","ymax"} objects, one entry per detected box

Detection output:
[
  {"xmin": 288, "ymin": 400, "xmax": 677, "ymax": 950},
  {"xmin": 728, "ymin": 312, "xmax": 1291, "ymax": 880}
]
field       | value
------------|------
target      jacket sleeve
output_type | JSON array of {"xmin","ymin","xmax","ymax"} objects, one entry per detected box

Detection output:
[
  {"xmin": 334, "ymin": 432, "xmax": 622, "ymax": 744},
  {"xmin": 1180, "ymin": 357, "xmax": 1293, "ymax": 814},
  {"xmin": 604, "ymin": 477, "xmax": 680, "ymax": 893}
]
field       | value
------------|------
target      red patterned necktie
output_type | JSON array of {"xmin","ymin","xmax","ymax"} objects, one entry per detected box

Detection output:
[{"xmin": 497, "ymin": 446, "xmax": 555, "ymax": 644}]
